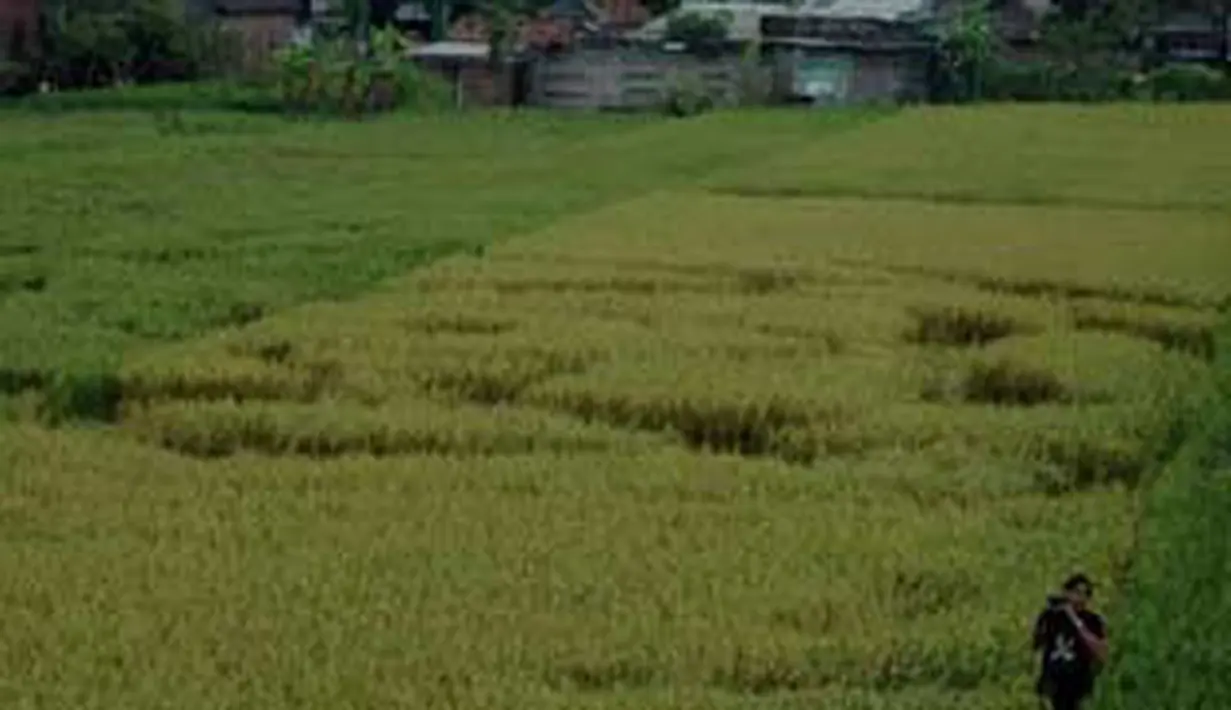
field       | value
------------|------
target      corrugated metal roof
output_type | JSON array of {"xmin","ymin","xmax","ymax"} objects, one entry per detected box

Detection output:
[
  {"xmin": 395, "ymin": 3, "xmax": 430, "ymax": 21},
  {"xmin": 630, "ymin": 3, "xmax": 781, "ymax": 42},
  {"xmin": 796, "ymin": 0, "xmax": 929, "ymax": 21},
  {"xmin": 630, "ymin": 0, "xmax": 931, "ymax": 43},
  {"xmin": 409, "ymin": 40, "xmax": 491, "ymax": 59}
]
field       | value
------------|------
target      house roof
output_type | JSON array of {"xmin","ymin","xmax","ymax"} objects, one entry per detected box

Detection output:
[
  {"xmin": 794, "ymin": 0, "xmax": 928, "ymax": 22},
  {"xmin": 631, "ymin": 0, "xmax": 932, "ymax": 43},
  {"xmin": 409, "ymin": 40, "xmax": 491, "ymax": 60},
  {"xmin": 395, "ymin": 2, "xmax": 431, "ymax": 22},
  {"xmin": 630, "ymin": 2, "xmax": 788, "ymax": 42}
]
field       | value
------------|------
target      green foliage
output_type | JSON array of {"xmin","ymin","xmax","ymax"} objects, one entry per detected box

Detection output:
[
  {"xmin": 662, "ymin": 72, "xmax": 717, "ymax": 117},
  {"xmin": 980, "ymin": 60, "xmax": 1230, "ymax": 104},
  {"xmin": 973, "ymin": 0, "xmax": 1230, "ymax": 104},
  {"xmin": 1137, "ymin": 63, "xmax": 1231, "ymax": 101},
  {"xmin": 272, "ymin": 25, "xmax": 451, "ymax": 117},
  {"xmin": 980, "ymin": 58, "xmax": 1139, "ymax": 102},
  {"xmin": 0, "ymin": 58, "xmax": 34, "ymax": 96},
  {"xmin": 1093, "ymin": 324, "xmax": 1231, "ymax": 710},
  {"xmin": 334, "ymin": 0, "xmax": 372, "ymax": 39},
  {"xmin": 665, "ymin": 10, "xmax": 732, "ymax": 55},
  {"xmin": 1042, "ymin": 0, "xmax": 1154, "ymax": 52},
  {"xmin": 931, "ymin": 0, "xmax": 996, "ymax": 103},
  {"xmin": 36, "ymin": 0, "xmax": 237, "ymax": 89}
]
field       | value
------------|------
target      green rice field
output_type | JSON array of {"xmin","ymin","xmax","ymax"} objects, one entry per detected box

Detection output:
[{"xmin": 2, "ymin": 101, "xmax": 1228, "ymax": 709}]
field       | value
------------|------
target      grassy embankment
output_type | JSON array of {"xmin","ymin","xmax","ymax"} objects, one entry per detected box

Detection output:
[{"xmin": 1093, "ymin": 323, "xmax": 1231, "ymax": 710}]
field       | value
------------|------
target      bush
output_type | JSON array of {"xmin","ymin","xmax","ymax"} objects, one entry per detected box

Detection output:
[
  {"xmin": 1138, "ymin": 63, "xmax": 1230, "ymax": 102},
  {"xmin": 36, "ymin": 0, "xmax": 235, "ymax": 90},
  {"xmin": 0, "ymin": 58, "xmax": 35, "ymax": 96},
  {"xmin": 271, "ymin": 27, "xmax": 452, "ymax": 118},
  {"xmin": 664, "ymin": 10, "xmax": 732, "ymax": 57},
  {"xmin": 662, "ymin": 72, "xmax": 716, "ymax": 117},
  {"xmin": 980, "ymin": 58, "xmax": 1137, "ymax": 102}
]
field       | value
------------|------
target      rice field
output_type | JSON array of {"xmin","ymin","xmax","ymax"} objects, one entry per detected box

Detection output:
[
  {"xmin": 704, "ymin": 103, "xmax": 1231, "ymax": 212},
  {"xmin": 1, "ymin": 102, "xmax": 1228, "ymax": 709},
  {"xmin": 0, "ymin": 108, "xmax": 871, "ymax": 395}
]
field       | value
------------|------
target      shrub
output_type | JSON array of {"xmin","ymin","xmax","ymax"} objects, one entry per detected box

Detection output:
[
  {"xmin": 664, "ymin": 10, "xmax": 732, "ymax": 57},
  {"xmin": 981, "ymin": 57, "xmax": 1137, "ymax": 102},
  {"xmin": 1138, "ymin": 63, "xmax": 1230, "ymax": 102},
  {"xmin": 271, "ymin": 26, "xmax": 450, "ymax": 118},
  {"xmin": 0, "ymin": 58, "xmax": 35, "ymax": 96},
  {"xmin": 662, "ymin": 72, "xmax": 716, "ymax": 118},
  {"xmin": 36, "ymin": 0, "xmax": 230, "ymax": 90}
]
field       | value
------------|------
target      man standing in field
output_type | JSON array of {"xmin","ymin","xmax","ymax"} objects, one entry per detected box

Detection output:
[{"xmin": 1032, "ymin": 573, "xmax": 1110, "ymax": 710}]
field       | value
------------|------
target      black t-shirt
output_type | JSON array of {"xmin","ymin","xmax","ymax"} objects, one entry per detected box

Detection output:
[{"xmin": 1034, "ymin": 607, "xmax": 1106, "ymax": 691}]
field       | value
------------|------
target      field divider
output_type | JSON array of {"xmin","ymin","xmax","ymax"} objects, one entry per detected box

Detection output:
[
  {"xmin": 1094, "ymin": 321, "xmax": 1231, "ymax": 710},
  {"xmin": 706, "ymin": 185, "xmax": 1231, "ymax": 218}
]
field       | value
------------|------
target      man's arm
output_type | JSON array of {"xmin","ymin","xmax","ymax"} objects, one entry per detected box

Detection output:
[{"xmin": 1067, "ymin": 609, "xmax": 1109, "ymax": 664}]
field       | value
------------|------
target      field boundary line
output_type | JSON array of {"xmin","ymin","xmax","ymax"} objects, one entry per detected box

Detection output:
[
  {"xmin": 706, "ymin": 186, "xmax": 1231, "ymax": 217},
  {"xmin": 1093, "ymin": 321, "xmax": 1231, "ymax": 710}
]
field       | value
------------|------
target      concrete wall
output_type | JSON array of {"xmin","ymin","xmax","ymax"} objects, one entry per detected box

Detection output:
[
  {"xmin": 529, "ymin": 48, "xmax": 757, "ymax": 110},
  {"xmin": 847, "ymin": 53, "xmax": 925, "ymax": 104}
]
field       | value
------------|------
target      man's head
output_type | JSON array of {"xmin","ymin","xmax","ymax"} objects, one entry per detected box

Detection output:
[{"xmin": 1063, "ymin": 573, "xmax": 1094, "ymax": 610}]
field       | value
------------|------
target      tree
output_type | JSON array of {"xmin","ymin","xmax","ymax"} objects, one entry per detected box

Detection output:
[
  {"xmin": 664, "ymin": 10, "xmax": 732, "ymax": 54},
  {"xmin": 932, "ymin": 0, "xmax": 995, "ymax": 101},
  {"xmin": 332, "ymin": 0, "xmax": 372, "ymax": 43},
  {"xmin": 36, "ymin": 0, "xmax": 222, "ymax": 88}
]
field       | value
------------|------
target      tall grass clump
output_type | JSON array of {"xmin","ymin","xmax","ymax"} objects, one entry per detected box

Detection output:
[{"xmin": 1094, "ymin": 323, "xmax": 1231, "ymax": 710}]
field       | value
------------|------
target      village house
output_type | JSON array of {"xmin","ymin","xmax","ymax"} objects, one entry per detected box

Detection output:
[
  {"xmin": 1148, "ymin": 6, "xmax": 1231, "ymax": 66},
  {"xmin": 444, "ymin": 0, "xmax": 650, "ymax": 53},
  {"xmin": 757, "ymin": 0, "xmax": 1057, "ymax": 106},
  {"xmin": 408, "ymin": 0, "xmax": 652, "ymax": 107},
  {"xmin": 629, "ymin": 0, "xmax": 796, "ymax": 47}
]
